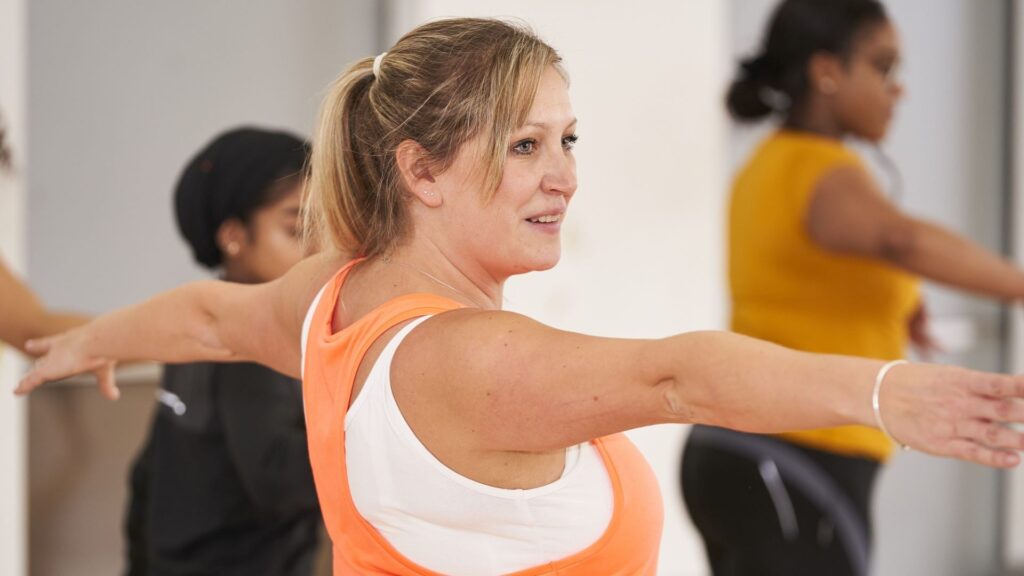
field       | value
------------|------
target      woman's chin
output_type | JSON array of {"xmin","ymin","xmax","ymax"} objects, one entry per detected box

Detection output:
[
  {"xmin": 511, "ymin": 252, "xmax": 562, "ymax": 275},
  {"xmin": 533, "ymin": 258, "xmax": 560, "ymax": 272}
]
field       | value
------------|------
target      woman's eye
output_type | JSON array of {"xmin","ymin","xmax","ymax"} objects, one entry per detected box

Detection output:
[
  {"xmin": 512, "ymin": 139, "xmax": 536, "ymax": 155},
  {"xmin": 872, "ymin": 58, "xmax": 898, "ymax": 81},
  {"xmin": 562, "ymin": 134, "xmax": 579, "ymax": 150}
]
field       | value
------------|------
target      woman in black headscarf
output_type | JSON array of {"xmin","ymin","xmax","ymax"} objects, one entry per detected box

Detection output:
[{"xmin": 125, "ymin": 127, "xmax": 322, "ymax": 576}]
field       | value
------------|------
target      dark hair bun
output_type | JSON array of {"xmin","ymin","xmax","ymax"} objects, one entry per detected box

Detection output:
[
  {"xmin": 726, "ymin": 0, "xmax": 888, "ymax": 123},
  {"xmin": 726, "ymin": 56, "xmax": 776, "ymax": 121}
]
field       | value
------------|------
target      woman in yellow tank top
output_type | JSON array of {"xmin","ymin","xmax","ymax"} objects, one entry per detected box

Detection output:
[
  {"xmin": 14, "ymin": 17, "xmax": 1024, "ymax": 576},
  {"xmin": 682, "ymin": 2, "xmax": 1024, "ymax": 575}
]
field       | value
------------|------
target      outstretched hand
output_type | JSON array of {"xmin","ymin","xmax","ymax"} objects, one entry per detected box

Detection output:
[
  {"xmin": 883, "ymin": 362, "xmax": 1024, "ymax": 469},
  {"xmin": 14, "ymin": 330, "xmax": 120, "ymax": 400}
]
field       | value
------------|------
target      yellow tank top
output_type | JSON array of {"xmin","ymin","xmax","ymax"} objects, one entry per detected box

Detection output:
[{"xmin": 729, "ymin": 131, "xmax": 919, "ymax": 461}]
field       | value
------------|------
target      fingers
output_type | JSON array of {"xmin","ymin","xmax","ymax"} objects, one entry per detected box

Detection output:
[
  {"xmin": 96, "ymin": 364, "xmax": 120, "ymax": 401},
  {"xmin": 13, "ymin": 355, "xmax": 118, "ymax": 401},
  {"xmin": 14, "ymin": 356, "xmax": 64, "ymax": 395},
  {"xmin": 946, "ymin": 439, "xmax": 1020, "ymax": 469},
  {"xmin": 14, "ymin": 369, "xmax": 45, "ymax": 396},
  {"xmin": 968, "ymin": 373, "xmax": 1024, "ymax": 399},
  {"xmin": 24, "ymin": 337, "xmax": 55, "ymax": 356},
  {"xmin": 972, "ymin": 397, "xmax": 1024, "ymax": 424},
  {"xmin": 955, "ymin": 419, "xmax": 1024, "ymax": 452},
  {"xmin": 15, "ymin": 338, "xmax": 65, "ymax": 394}
]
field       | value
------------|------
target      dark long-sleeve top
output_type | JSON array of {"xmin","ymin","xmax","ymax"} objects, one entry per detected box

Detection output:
[{"xmin": 125, "ymin": 362, "xmax": 321, "ymax": 576}]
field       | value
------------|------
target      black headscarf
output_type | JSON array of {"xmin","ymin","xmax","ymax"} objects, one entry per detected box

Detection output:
[{"xmin": 174, "ymin": 127, "xmax": 309, "ymax": 268}]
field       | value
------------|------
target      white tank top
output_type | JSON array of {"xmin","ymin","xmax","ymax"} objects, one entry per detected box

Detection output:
[{"xmin": 301, "ymin": 292, "xmax": 614, "ymax": 575}]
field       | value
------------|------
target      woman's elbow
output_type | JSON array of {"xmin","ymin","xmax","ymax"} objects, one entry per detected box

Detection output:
[{"xmin": 878, "ymin": 219, "xmax": 921, "ymax": 265}]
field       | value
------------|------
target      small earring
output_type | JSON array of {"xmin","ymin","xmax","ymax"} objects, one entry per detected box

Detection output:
[
  {"xmin": 424, "ymin": 190, "xmax": 435, "ymax": 197},
  {"xmin": 227, "ymin": 242, "xmax": 240, "ymax": 256},
  {"xmin": 820, "ymin": 77, "xmax": 838, "ymax": 95}
]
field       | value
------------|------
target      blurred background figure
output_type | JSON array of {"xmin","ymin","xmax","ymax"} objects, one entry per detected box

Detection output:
[
  {"xmin": 681, "ymin": 1, "xmax": 1024, "ymax": 575},
  {"xmin": 0, "ymin": 111, "xmax": 89, "ymax": 357},
  {"xmin": 0, "ymin": 253, "xmax": 88, "ymax": 354},
  {"xmin": 124, "ymin": 127, "xmax": 323, "ymax": 576}
]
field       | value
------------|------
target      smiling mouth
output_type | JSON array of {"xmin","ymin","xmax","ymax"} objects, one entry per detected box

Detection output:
[{"xmin": 527, "ymin": 214, "xmax": 561, "ymax": 224}]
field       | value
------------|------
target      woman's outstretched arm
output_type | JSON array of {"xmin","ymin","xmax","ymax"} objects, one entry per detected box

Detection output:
[
  {"xmin": 14, "ymin": 251, "xmax": 348, "ymax": 399},
  {"xmin": 399, "ymin": 310, "xmax": 1024, "ymax": 469},
  {"xmin": 806, "ymin": 165, "xmax": 1024, "ymax": 299}
]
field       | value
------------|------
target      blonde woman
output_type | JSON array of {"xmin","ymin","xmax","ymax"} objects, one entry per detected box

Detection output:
[{"xmin": 17, "ymin": 19, "xmax": 1024, "ymax": 575}]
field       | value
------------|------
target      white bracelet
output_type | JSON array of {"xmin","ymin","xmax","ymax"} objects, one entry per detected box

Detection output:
[{"xmin": 873, "ymin": 359, "xmax": 911, "ymax": 451}]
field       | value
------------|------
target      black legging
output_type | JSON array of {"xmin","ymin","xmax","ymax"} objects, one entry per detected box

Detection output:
[{"xmin": 681, "ymin": 426, "xmax": 880, "ymax": 576}]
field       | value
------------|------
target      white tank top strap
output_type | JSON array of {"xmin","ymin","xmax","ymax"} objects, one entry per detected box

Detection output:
[
  {"xmin": 299, "ymin": 281, "xmax": 330, "ymax": 380},
  {"xmin": 345, "ymin": 315, "xmax": 431, "ymax": 428}
]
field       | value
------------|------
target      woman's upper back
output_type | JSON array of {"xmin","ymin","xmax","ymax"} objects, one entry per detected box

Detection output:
[{"xmin": 729, "ymin": 130, "xmax": 918, "ymax": 359}]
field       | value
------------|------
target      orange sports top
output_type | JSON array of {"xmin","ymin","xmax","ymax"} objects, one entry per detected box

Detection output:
[{"xmin": 302, "ymin": 260, "xmax": 665, "ymax": 575}]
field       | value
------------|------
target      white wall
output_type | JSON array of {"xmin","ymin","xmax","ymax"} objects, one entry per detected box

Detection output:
[
  {"xmin": 0, "ymin": 0, "xmax": 29, "ymax": 571},
  {"xmin": 731, "ymin": 1, "xmax": 1008, "ymax": 575},
  {"xmin": 387, "ymin": 2, "xmax": 730, "ymax": 574},
  {"xmin": 27, "ymin": 0, "xmax": 378, "ymax": 313}
]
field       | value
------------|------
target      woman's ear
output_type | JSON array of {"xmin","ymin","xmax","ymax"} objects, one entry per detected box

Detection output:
[
  {"xmin": 216, "ymin": 218, "xmax": 249, "ymax": 259},
  {"xmin": 808, "ymin": 52, "xmax": 843, "ymax": 96},
  {"xmin": 395, "ymin": 139, "xmax": 442, "ymax": 207}
]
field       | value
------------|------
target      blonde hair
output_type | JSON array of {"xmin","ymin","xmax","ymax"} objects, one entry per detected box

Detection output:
[{"xmin": 305, "ymin": 18, "xmax": 562, "ymax": 257}]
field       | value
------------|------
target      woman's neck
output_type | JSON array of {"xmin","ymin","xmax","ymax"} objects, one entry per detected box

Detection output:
[
  {"xmin": 221, "ymin": 266, "xmax": 259, "ymax": 285},
  {"xmin": 783, "ymin": 102, "xmax": 846, "ymax": 140},
  {"xmin": 378, "ymin": 243, "xmax": 504, "ymax": 311}
]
